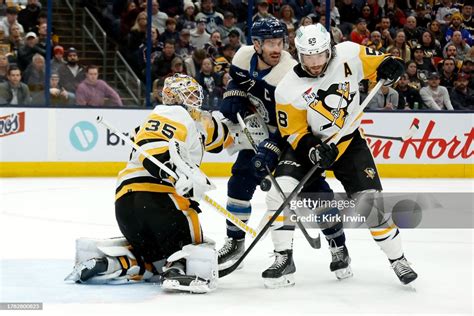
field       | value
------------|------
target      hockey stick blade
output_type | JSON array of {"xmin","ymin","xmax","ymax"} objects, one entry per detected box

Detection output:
[
  {"xmin": 364, "ymin": 117, "xmax": 420, "ymax": 142},
  {"xmin": 219, "ymin": 162, "xmax": 322, "ymax": 278},
  {"xmin": 236, "ymin": 113, "xmax": 321, "ymax": 249}
]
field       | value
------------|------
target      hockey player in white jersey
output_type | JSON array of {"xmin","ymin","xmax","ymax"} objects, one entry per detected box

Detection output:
[
  {"xmin": 65, "ymin": 74, "xmax": 233, "ymax": 293},
  {"xmin": 259, "ymin": 24, "xmax": 418, "ymax": 287},
  {"xmin": 217, "ymin": 18, "xmax": 335, "ymax": 277}
]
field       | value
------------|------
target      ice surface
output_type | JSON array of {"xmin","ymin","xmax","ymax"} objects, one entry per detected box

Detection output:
[{"xmin": 0, "ymin": 178, "xmax": 472, "ymax": 316}]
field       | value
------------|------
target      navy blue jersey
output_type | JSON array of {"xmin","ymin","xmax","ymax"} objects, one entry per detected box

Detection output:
[{"xmin": 228, "ymin": 45, "xmax": 297, "ymax": 128}]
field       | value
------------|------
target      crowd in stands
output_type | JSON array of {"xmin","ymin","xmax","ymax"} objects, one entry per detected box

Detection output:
[{"xmin": 0, "ymin": 0, "xmax": 473, "ymax": 109}]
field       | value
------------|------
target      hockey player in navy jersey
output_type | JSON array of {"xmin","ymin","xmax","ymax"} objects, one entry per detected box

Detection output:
[{"xmin": 218, "ymin": 19, "xmax": 337, "ymax": 287}]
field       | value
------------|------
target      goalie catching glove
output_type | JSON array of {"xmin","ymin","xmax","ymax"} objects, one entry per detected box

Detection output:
[{"xmin": 169, "ymin": 138, "xmax": 215, "ymax": 201}]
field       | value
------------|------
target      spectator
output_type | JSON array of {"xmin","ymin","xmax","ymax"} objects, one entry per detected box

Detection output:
[
  {"xmin": 175, "ymin": 28, "xmax": 194, "ymax": 60},
  {"xmin": 287, "ymin": 29, "xmax": 297, "ymax": 59},
  {"xmin": 445, "ymin": 12, "xmax": 473, "ymax": 46},
  {"xmin": 76, "ymin": 65, "xmax": 123, "ymax": 107},
  {"xmin": 137, "ymin": 26, "xmax": 162, "ymax": 73},
  {"xmin": 439, "ymin": 57, "xmax": 458, "ymax": 89},
  {"xmin": 367, "ymin": 85, "xmax": 399, "ymax": 110},
  {"xmin": 299, "ymin": 16, "xmax": 313, "ymax": 27},
  {"xmin": 253, "ymin": 0, "xmax": 274, "ymax": 23},
  {"xmin": 127, "ymin": 11, "xmax": 148, "ymax": 55},
  {"xmin": 49, "ymin": 73, "xmax": 74, "ymax": 106},
  {"xmin": 190, "ymin": 18, "xmax": 210, "ymax": 50},
  {"xmin": 226, "ymin": 29, "xmax": 242, "ymax": 51},
  {"xmin": 460, "ymin": 58, "xmax": 473, "ymax": 87},
  {"xmin": 387, "ymin": 31, "xmax": 411, "ymax": 63},
  {"xmin": 0, "ymin": 0, "xmax": 6, "ymax": 16},
  {"xmin": 0, "ymin": 54, "xmax": 9, "ymax": 82},
  {"xmin": 279, "ymin": 5, "xmax": 297, "ymax": 34},
  {"xmin": 218, "ymin": 11, "xmax": 244, "ymax": 44},
  {"xmin": 450, "ymin": 72, "xmax": 473, "ymax": 109},
  {"xmin": 152, "ymin": 39, "xmax": 176, "ymax": 80},
  {"xmin": 420, "ymin": 72, "xmax": 454, "ymax": 110},
  {"xmin": 413, "ymin": 44, "xmax": 436, "ymax": 74},
  {"xmin": 403, "ymin": 16, "xmax": 423, "ymax": 49},
  {"xmin": 434, "ymin": 0, "xmax": 459, "ymax": 25},
  {"xmin": 159, "ymin": 0, "xmax": 183, "ymax": 17},
  {"xmin": 197, "ymin": 57, "xmax": 222, "ymax": 110},
  {"xmin": 428, "ymin": 20, "xmax": 445, "ymax": 47},
  {"xmin": 376, "ymin": 17, "xmax": 395, "ymax": 48},
  {"xmin": 0, "ymin": 7, "xmax": 24, "ymax": 37},
  {"xmin": 319, "ymin": 14, "xmax": 343, "ymax": 44},
  {"xmin": 17, "ymin": 32, "xmax": 45, "ymax": 71},
  {"xmin": 443, "ymin": 30, "xmax": 471, "ymax": 60},
  {"xmin": 0, "ymin": 65, "xmax": 30, "ymax": 105},
  {"xmin": 177, "ymin": 1, "xmax": 196, "ymax": 31},
  {"xmin": 18, "ymin": 0, "xmax": 41, "ymax": 33},
  {"xmin": 395, "ymin": 73, "xmax": 424, "ymax": 110},
  {"xmin": 420, "ymin": 31, "xmax": 443, "ymax": 59},
  {"xmin": 367, "ymin": 31, "xmax": 384, "ymax": 52},
  {"xmin": 350, "ymin": 18, "xmax": 370, "ymax": 45},
  {"xmin": 289, "ymin": 0, "xmax": 314, "ymax": 21},
  {"xmin": 184, "ymin": 48, "xmax": 206, "ymax": 79},
  {"xmin": 339, "ymin": 0, "xmax": 357, "ymax": 36},
  {"xmin": 57, "ymin": 47, "xmax": 86, "ymax": 93},
  {"xmin": 387, "ymin": 46, "xmax": 401, "ymax": 59},
  {"xmin": 22, "ymin": 53, "xmax": 45, "ymax": 105},
  {"xmin": 161, "ymin": 17, "xmax": 180, "ymax": 44},
  {"xmin": 204, "ymin": 31, "xmax": 222, "ymax": 58},
  {"xmin": 359, "ymin": 4, "xmax": 377, "ymax": 32},
  {"xmin": 415, "ymin": 3, "xmax": 432, "ymax": 29},
  {"xmin": 461, "ymin": 2, "xmax": 473, "ymax": 38},
  {"xmin": 443, "ymin": 43, "xmax": 464, "ymax": 70},
  {"xmin": 167, "ymin": 56, "xmax": 186, "ymax": 78},
  {"xmin": 215, "ymin": 0, "xmax": 238, "ymax": 18},
  {"xmin": 195, "ymin": 0, "xmax": 224, "ymax": 34},
  {"xmin": 51, "ymin": 45, "xmax": 66, "ymax": 74},
  {"xmin": 119, "ymin": 1, "xmax": 141, "ymax": 39},
  {"xmin": 384, "ymin": 0, "xmax": 406, "ymax": 29},
  {"xmin": 151, "ymin": 0, "xmax": 168, "ymax": 34},
  {"xmin": 406, "ymin": 60, "xmax": 426, "ymax": 90},
  {"xmin": 218, "ymin": 43, "xmax": 235, "ymax": 66}
]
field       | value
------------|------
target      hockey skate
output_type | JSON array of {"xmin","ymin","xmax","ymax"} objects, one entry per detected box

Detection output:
[
  {"xmin": 329, "ymin": 243, "xmax": 353, "ymax": 280},
  {"xmin": 218, "ymin": 237, "xmax": 245, "ymax": 270},
  {"xmin": 64, "ymin": 257, "xmax": 108, "ymax": 283},
  {"xmin": 262, "ymin": 250, "xmax": 296, "ymax": 289},
  {"xmin": 391, "ymin": 256, "xmax": 418, "ymax": 285},
  {"xmin": 161, "ymin": 261, "xmax": 214, "ymax": 294}
]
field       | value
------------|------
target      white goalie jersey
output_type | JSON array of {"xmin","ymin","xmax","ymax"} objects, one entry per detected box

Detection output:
[{"xmin": 275, "ymin": 41, "xmax": 389, "ymax": 152}]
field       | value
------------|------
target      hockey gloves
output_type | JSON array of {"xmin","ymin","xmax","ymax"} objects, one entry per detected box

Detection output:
[
  {"xmin": 252, "ymin": 139, "xmax": 281, "ymax": 179},
  {"xmin": 220, "ymin": 90, "xmax": 248, "ymax": 123},
  {"xmin": 377, "ymin": 57, "xmax": 405, "ymax": 86},
  {"xmin": 308, "ymin": 142, "xmax": 339, "ymax": 169}
]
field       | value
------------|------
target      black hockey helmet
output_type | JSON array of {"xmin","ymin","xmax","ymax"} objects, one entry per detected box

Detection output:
[{"xmin": 251, "ymin": 18, "xmax": 287, "ymax": 42}]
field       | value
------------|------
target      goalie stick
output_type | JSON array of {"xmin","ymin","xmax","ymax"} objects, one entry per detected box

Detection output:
[
  {"xmin": 96, "ymin": 116, "xmax": 258, "ymax": 238},
  {"xmin": 219, "ymin": 80, "xmax": 385, "ymax": 278},
  {"xmin": 237, "ymin": 113, "xmax": 321, "ymax": 249}
]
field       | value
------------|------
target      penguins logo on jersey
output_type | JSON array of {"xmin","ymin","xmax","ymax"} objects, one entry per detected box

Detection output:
[{"xmin": 306, "ymin": 82, "xmax": 356, "ymax": 131}]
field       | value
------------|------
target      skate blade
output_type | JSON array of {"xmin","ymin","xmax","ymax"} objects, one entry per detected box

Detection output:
[
  {"xmin": 64, "ymin": 260, "xmax": 94, "ymax": 282},
  {"xmin": 218, "ymin": 259, "xmax": 244, "ymax": 271},
  {"xmin": 263, "ymin": 274, "xmax": 295, "ymax": 289},
  {"xmin": 162, "ymin": 279, "xmax": 212, "ymax": 294},
  {"xmin": 334, "ymin": 266, "xmax": 353, "ymax": 280}
]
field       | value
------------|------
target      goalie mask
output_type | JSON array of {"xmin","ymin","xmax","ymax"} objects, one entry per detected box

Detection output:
[
  {"xmin": 295, "ymin": 23, "xmax": 334, "ymax": 77},
  {"xmin": 162, "ymin": 74, "xmax": 204, "ymax": 120}
]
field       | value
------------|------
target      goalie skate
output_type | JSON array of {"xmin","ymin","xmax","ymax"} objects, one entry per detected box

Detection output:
[
  {"xmin": 161, "ymin": 262, "xmax": 214, "ymax": 294},
  {"xmin": 64, "ymin": 257, "xmax": 108, "ymax": 283},
  {"xmin": 329, "ymin": 244, "xmax": 353, "ymax": 280},
  {"xmin": 262, "ymin": 250, "xmax": 296, "ymax": 289}
]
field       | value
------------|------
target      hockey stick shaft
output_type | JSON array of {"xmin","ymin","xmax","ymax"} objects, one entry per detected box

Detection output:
[
  {"xmin": 96, "ymin": 116, "xmax": 257, "ymax": 238},
  {"xmin": 237, "ymin": 113, "xmax": 321, "ymax": 249},
  {"xmin": 219, "ymin": 79, "xmax": 386, "ymax": 278}
]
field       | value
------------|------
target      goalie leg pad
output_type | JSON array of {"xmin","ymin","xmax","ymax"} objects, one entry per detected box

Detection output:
[{"xmin": 162, "ymin": 243, "xmax": 218, "ymax": 293}]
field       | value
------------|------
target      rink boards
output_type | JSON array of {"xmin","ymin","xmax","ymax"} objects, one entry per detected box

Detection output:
[{"xmin": 0, "ymin": 107, "xmax": 472, "ymax": 177}]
